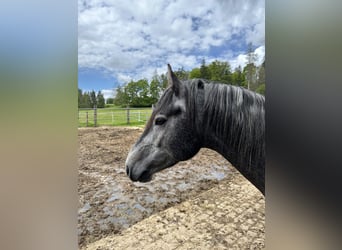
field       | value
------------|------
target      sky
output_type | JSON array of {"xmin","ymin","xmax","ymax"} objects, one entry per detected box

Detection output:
[{"xmin": 78, "ymin": 0, "xmax": 265, "ymax": 99}]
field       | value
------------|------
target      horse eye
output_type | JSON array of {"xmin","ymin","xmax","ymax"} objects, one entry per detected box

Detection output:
[{"xmin": 155, "ymin": 116, "xmax": 167, "ymax": 126}]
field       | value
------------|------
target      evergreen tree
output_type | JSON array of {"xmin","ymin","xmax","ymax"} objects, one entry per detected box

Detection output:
[
  {"xmin": 245, "ymin": 42, "xmax": 258, "ymax": 90},
  {"xmin": 150, "ymin": 71, "xmax": 163, "ymax": 103},
  {"xmin": 257, "ymin": 60, "xmax": 265, "ymax": 86},
  {"xmin": 174, "ymin": 67, "xmax": 189, "ymax": 81},
  {"xmin": 199, "ymin": 58, "xmax": 211, "ymax": 79},
  {"xmin": 89, "ymin": 90, "xmax": 97, "ymax": 108},
  {"xmin": 255, "ymin": 59, "xmax": 265, "ymax": 95},
  {"xmin": 96, "ymin": 91, "xmax": 105, "ymax": 108},
  {"xmin": 78, "ymin": 89, "xmax": 83, "ymax": 108},
  {"xmin": 82, "ymin": 92, "xmax": 91, "ymax": 108},
  {"xmin": 159, "ymin": 73, "xmax": 168, "ymax": 89}
]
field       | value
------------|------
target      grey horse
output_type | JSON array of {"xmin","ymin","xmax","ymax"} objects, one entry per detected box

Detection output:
[{"xmin": 126, "ymin": 64, "xmax": 265, "ymax": 195}]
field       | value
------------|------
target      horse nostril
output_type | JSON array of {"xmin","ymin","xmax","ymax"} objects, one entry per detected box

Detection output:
[{"xmin": 126, "ymin": 165, "xmax": 129, "ymax": 176}]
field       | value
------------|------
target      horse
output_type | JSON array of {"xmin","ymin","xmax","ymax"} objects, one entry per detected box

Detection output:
[{"xmin": 125, "ymin": 64, "xmax": 265, "ymax": 195}]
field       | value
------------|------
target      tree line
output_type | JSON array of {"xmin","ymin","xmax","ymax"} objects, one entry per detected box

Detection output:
[
  {"xmin": 78, "ymin": 90, "xmax": 105, "ymax": 108},
  {"xmin": 114, "ymin": 59, "xmax": 265, "ymax": 107},
  {"xmin": 78, "ymin": 44, "xmax": 265, "ymax": 108}
]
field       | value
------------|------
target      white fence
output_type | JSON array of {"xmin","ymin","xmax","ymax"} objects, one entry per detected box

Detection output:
[{"xmin": 78, "ymin": 107, "xmax": 152, "ymax": 127}]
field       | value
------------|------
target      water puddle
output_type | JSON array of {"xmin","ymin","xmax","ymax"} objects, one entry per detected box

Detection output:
[
  {"xmin": 79, "ymin": 162, "xmax": 232, "ymax": 245},
  {"xmin": 79, "ymin": 203, "xmax": 91, "ymax": 213}
]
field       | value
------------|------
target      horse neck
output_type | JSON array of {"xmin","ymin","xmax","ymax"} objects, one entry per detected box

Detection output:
[{"xmin": 199, "ymin": 84, "xmax": 265, "ymax": 195}]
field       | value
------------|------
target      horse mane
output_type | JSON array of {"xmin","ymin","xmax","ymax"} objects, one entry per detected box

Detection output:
[
  {"xmin": 187, "ymin": 79, "xmax": 265, "ymax": 172},
  {"xmin": 150, "ymin": 78, "xmax": 265, "ymax": 173}
]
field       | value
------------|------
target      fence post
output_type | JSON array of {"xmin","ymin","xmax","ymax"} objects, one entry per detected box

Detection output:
[
  {"xmin": 94, "ymin": 106, "xmax": 97, "ymax": 127},
  {"xmin": 86, "ymin": 111, "xmax": 88, "ymax": 127},
  {"xmin": 126, "ymin": 106, "xmax": 130, "ymax": 125}
]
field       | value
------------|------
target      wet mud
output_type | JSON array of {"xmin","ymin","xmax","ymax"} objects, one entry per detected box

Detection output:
[{"xmin": 78, "ymin": 127, "xmax": 235, "ymax": 247}]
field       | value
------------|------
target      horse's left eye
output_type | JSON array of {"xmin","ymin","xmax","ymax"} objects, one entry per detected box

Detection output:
[{"xmin": 155, "ymin": 116, "xmax": 167, "ymax": 126}]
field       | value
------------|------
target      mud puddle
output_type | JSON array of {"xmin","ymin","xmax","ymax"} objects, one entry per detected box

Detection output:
[{"xmin": 78, "ymin": 127, "xmax": 234, "ymax": 247}]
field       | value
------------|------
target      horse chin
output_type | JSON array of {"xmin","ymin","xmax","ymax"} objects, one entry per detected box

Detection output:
[
  {"xmin": 127, "ymin": 149, "xmax": 178, "ymax": 183},
  {"xmin": 137, "ymin": 169, "xmax": 153, "ymax": 182},
  {"xmin": 137, "ymin": 160, "xmax": 176, "ymax": 183}
]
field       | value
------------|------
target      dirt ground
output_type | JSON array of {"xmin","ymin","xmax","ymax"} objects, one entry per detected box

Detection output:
[{"xmin": 78, "ymin": 127, "xmax": 265, "ymax": 249}]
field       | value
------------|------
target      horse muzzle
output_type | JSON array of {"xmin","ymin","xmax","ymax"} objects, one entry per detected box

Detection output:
[
  {"xmin": 125, "ymin": 144, "xmax": 177, "ymax": 183},
  {"xmin": 125, "ymin": 164, "xmax": 153, "ymax": 182}
]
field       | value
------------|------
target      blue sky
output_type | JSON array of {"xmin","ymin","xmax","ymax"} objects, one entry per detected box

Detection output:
[{"xmin": 78, "ymin": 0, "xmax": 265, "ymax": 99}]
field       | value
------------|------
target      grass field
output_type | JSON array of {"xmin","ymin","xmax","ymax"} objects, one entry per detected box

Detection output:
[{"xmin": 78, "ymin": 107, "xmax": 152, "ymax": 127}]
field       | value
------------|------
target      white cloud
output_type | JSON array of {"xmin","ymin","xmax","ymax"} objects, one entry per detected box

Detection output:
[
  {"xmin": 246, "ymin": 21, "xmax": 265, "ymax": 46},
  {"xmin": 101, "ymin": 89, "xmax": 116, "ymax": 100},
  {"xmin": 254, "ymin": 45, "xmax": 265, "ymax": 65},
  {"xmin": 78, "ymin": 0, "xmax": 265, "ymax": 83}
]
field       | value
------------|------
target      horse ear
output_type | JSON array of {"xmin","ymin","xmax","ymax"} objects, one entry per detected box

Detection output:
[
  {"xmin": 167, "ymin": 64, "xmax": 182, "ymax": 96},
  {"xmin": 197, "ymin": 79, "xmax": 204, "ymax": 89}
]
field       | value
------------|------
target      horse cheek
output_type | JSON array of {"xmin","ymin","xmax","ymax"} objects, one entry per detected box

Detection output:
[{"xmin": 170, "ymin": 128, "xmax": 199, "ymax": 161}]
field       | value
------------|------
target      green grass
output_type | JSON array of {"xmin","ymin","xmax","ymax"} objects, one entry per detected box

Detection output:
[{"xmin": 78, "ymin": 107, "xmax": 152, "ymax": 127}]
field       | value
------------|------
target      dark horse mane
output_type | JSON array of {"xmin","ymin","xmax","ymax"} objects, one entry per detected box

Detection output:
[{"xmin": 187, "ymin": 79, "xmax": 265, "ymax": 183}]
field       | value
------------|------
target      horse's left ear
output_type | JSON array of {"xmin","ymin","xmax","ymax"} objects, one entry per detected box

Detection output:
[
  {"xmin": 167, "ymin": 64, "xmax": 182, "ymax": 97},
  {"xmin": 197, "ymin": 79, "xmax": 204, "ymax": 89}
]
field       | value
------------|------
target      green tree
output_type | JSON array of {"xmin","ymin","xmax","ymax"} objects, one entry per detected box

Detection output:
[
  {"xmin": 78, "ymin": 88, "xmax": 83, "ymax": 108},
  {"xmin": 255, "ymin": 59, "xmax": 265, "ymax": 95},
  {"xmin": 119, "ymin": 79, "xmax": 153, "ymax": 107},
  {"xmin": 133, "ymin": 79, "xmax": 151, "ymax": 106},
  {"xmin": 96, "ymin": 91, "xmax": 105, "ymax": 108},
  {"xmin": 200, "ymin": 58, "xmax": 211, "ymax": 79},
  {"xmin": 189, "ymin": 67, "xmax": 201, "ymax": 79},
  {"xmin": 231, "ymin": 66, "xmax": 245, "ymax": 86},
  {"xmin": 245, "ymin": 42, "xmax": 258, "ymax": 90},
  {"xmin": 257, "ymin": 60, "xmax": 265, "ymax": 86},
  {"xmin": 113, "ymin": 85, "xmax": 128, "ymax": 107},
  {"xmin": 174, "ymin": 67, "xmax": 189, "ymax": 81},
  {"xmin": 82, "ymin": 92, "xmax": 91, "ymax": 108},
  {"xmin": 106, "ymin": 98, "xmax": 114, "ymax": 104},
  {"xmin": 150, "ymin": 71, "xmax": 164, "ymax": 103},
  {"xmin": 89, "ymin": 90, "xmax": 97, "ymax": 108},
  {"xmin": 255, "ymin": 84, "xmax": 265, "ymax": 95},
  {"xmin": 159, "ymin": 73, "xmax": 168, "ymax": 89},
  {"xmin": 207, "ymin": 60, "xmax": 231, "ymax": 83}
]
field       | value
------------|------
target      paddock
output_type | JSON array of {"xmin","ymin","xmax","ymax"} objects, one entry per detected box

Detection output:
[{"xmin": 78, "ymin": 127, "xmax": 265, "ymax": 249}]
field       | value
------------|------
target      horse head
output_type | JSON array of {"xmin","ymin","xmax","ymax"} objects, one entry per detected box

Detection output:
[{"xmin": 125, "ymin": 64, "xmax": 203, "ymax": 182}]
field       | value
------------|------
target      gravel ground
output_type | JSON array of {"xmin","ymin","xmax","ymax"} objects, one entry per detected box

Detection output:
[{"xmin": 78, "ymin": 127, "xmax": 265, "ymax": 249}]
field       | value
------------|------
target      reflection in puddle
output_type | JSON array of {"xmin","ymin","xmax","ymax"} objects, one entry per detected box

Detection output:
[
  {"xmin": 107, "ymin": 193, "xmax": 121, "ymax": 202},
  {"xmin": 144, "ymin": 196, "xmax": 156, "ymax": 204},
  {"xmin": 211, "ymin": 171, "xmax": 225, "ymax": 180},
  {"xmin": 176, "ymin": 183, "xmax": 191, "ymax": 191},
  {"xmin": 79, "ymin": 163, "xmax": 231, "ymax": 244},
  {"xmin": 133, "ymin": 203, "xmax": 146, "ymax": 212},
  {"xmin": 80, "ymin": 203, "xmax": 91, "ymax": 213}
]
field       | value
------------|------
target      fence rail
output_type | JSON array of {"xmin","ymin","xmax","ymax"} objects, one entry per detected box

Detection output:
[{"xmin": 78, "ymin": 107, "xmax": 152, "ymax": 127}]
